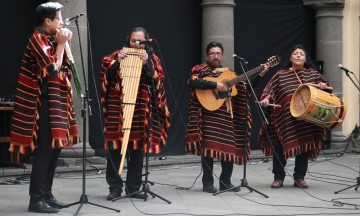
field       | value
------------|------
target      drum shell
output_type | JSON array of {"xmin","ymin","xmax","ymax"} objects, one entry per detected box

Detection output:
[{"xmin": 290, "ymin": 84, "xmax": 347, "ymax": 129}]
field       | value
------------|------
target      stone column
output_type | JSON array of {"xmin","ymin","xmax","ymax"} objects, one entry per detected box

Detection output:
[
  {"xmin": 53, "ymin": 0, "xmax": 95, "ymax": 162},
  {"xmin": 342, "ymin": 0, "xmax": 359, "ymax": 141},
  {"xmin": 201, "ymin": 0, "xmax": 236, "ymax": 69},
  {"xmin": 303, "ymin": 0, "xmax": 347, "ymax": 142}
]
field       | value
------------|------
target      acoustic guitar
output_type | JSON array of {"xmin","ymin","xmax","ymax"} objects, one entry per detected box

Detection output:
[{"xmin": 195, "ymin": 55, "xmax": 281, "ymax": 111}]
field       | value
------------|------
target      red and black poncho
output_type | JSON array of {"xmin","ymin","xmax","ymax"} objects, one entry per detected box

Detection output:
[
  {"xmin": 185, "ymin": 63, "xmax": 251, "ymax": 165},
  {"xmin": 259, "ymin": 68, "xmax": 330, "ymax": 160},
  {"xmin": 10, "ymin": 28, "xmax": 80, "ymax": 154},
  {"xmin": 100, "ymin": 50, "xmax": 170, "ymax": 154}
]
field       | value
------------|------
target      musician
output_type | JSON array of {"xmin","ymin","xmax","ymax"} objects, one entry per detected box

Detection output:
[
  {"xmin": 100, "ymin": 27, "xmax": 170, "ymax": 200},
  {"xmin": 10, "ymin": 2, "xmax": 79, "ymax": 213},
  {"xmin": 186, "ymin": 41, "xmax": 269, "ymax": 193},
  {"xmin": 259, "ymin": 44, "xmax": 331, "ymax": 189}
]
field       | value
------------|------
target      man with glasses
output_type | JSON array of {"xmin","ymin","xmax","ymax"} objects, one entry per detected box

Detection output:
[
  {"xmin": 10, "ymin": 2, "xmax": 79, "ymax": 213},
  {"xmin": 186, "ymin": 41, "xmax": 269, "ymax": 193}
]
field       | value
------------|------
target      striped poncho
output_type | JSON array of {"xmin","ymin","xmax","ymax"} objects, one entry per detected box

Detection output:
[
  {"xmin": 185, "ymin": 63, "xmax": 251, "ymax": 165},
  {"xmin": 100, "ymin": 50, "xmax": 170, "ymax": 153},
  {"xmin": 10, "ymin": 28, "xmax": 80, "ymax": 154},
  {"xmin": 259, "ymin": 68, "xmax": 330, "ymax": 160}
]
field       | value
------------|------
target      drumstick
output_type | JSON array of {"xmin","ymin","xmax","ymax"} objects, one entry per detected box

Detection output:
[
  {"xmin": 257, "ymin": 102, "xmax": 281, "ymax": 108},
  {"xmin": 268, "ymin": 104, "xmax": 281, "ymax": 108},
  {"xmin": 307, "ymin": 83, "xmax": 333, "ymax": 91}
]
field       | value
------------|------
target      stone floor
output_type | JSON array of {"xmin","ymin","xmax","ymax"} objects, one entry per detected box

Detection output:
[{"xmin": 1, "ymin": 150, "xmax": 360, "ymax": 216}]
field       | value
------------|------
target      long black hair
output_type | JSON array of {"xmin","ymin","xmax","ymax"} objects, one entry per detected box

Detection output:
[
  {"xmin": 124, "ymin": 27, "xmax": 153, "ymax": 55},
  {"xmin": 282, "ymin": 44, "xmax": 313, "ymax": 69},
  {"xmin": 36, "ymin": 2, "xmax": 63, "ymax": 26}
]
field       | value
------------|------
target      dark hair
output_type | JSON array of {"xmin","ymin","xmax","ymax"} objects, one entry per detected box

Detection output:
[
  {"xmin": 206, "ymin": 41, "xmax": 224, "ymax": 55},
  {"xmin": 282, "ymin": 44, "xmax": 313, "ymax": 69},
  {"xmin": 124, "ymin": 27, "xmax": 153, "ymax": 54},
  {"xmin": 36, "ymin": 2, "xmax": 63, "ymax": 26}
]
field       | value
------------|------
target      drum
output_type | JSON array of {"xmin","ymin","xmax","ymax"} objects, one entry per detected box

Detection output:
[{"xmin": 290, "ymin": 84, "xmax": 347, "ymax": 129}]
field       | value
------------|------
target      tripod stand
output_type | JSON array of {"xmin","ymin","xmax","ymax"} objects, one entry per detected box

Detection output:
[
  {"xmin": 117, "ymin": 119, "xmax": 171, "ymax": 203},
  {"xmin": 334, "ymin": 125, "xmax": 360, "ymax": 194},
  {"xmin": 335, "ymin": 178, "xmax": 360, "ymax": 194},
  {"xmin": 333, "ymin": 67, "xmax": 360, "ymax": 194},
  {"xmin": 113, "ymin": 55, "xmax": 171, "ymax": 204},
  {"xmin": 62, "ymin": 17, "xmax": 120, "ymax": 215},
  {"xmin": 214, "ymin": 58, "xmax": 268, "ymax": 198},
  {"xmin": 113, "ymin": 117, "xmax": 171, "ymax": 203}
]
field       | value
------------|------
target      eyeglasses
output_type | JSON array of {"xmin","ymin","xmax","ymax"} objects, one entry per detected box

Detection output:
[
  {"xmin": 53, "ymin": 17, "xmax": 63, "ymax": 22},
  {"xmin": 208, "ymin": 52, "xmax": 223, "ymax": 57}
]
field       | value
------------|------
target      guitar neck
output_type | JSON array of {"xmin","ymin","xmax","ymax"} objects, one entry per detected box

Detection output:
[{"xmin": 226, "ymin": 65, "xmax": 264, "ymax": 87}]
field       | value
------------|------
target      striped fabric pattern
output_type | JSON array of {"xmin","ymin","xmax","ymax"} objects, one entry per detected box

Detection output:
[
  {"xmin": 10, "ymin": 29, "xmax": 80, "ymax": 154},
  {"xmin": 186, "ymin": 64, "xmax": 251, "ymax": 165},
  {"xmin": 259, "ymin": 68, "xmax": 329, "ymax": 160},
  {"xmin": 100, "ymin": 50, "xmax": 170, "ymax": 154}
]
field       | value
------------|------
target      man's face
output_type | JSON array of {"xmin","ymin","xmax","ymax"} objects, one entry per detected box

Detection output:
[
  {"xmin": 207, "ymin": 47, "xmax": 223, "ymax": 68},
  {"xmin": 48, "ymin": 11, "xmax": 63, "ymax": 34},
  {"xmin": 129, "ymin": 31, "xmax": 146, "ymax": 49}
]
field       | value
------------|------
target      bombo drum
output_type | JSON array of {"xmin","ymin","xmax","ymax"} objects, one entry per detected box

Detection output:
[{"xmin": 290, "ymin": 84, "xmax": 347, "ymax": 129}]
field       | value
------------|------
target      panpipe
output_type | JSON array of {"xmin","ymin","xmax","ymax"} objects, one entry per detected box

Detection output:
[{"xmin": 118, "ymin": 47, "xmax": 145, "ymax": 175}]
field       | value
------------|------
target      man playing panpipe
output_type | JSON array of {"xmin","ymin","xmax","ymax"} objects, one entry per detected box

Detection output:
[{"xmin": 100, "ymin": 27, "xmax": 170, "ymax": 200}]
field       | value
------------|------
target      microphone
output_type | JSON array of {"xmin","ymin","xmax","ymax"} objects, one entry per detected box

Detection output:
[
  {"xmin": 135, "ymin": 39, "xmax": 153, "ymax": 47},
  {"xmin": 338, "ymin": 64, "xmax": 353, "ymax": 74},
  {"xmin": 65, "ymin": 13, "xmax": 86, "ymax": 25},
  {"xmin": 232, "ymin": 54, "xmax": 248, "ymax": 64}
]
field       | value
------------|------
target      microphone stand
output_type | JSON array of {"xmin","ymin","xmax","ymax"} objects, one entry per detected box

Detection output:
[
  {"xmin": 334, "ymin": 69, "xmax": 360, "ymax": 195},
  {"xmin": 113, "ymin": 57, "xmax": 171, "ymax": 204},
  {"xmin": 214, "ymin": 58, "xmax": 268, "ymax": 198},
  {"xmin": 62, "ymin": 18, "xmax": 120, "ymax": 215},
  {"xmin": 343, "ymin": 70, "xmax": 360, "ymax": 92}
]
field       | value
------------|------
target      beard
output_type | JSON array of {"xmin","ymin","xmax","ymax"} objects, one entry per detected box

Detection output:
[{"xmin": 208, "ymin": 59, "xmax": 220, "ymax": 68}]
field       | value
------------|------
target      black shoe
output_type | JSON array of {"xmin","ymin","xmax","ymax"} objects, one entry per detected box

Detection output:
[
  {"xmin": 45, "ymin": 197, "xmax": 67, "ymax": 209},
  {"xmin": 203, "ymin": 185, "xmax": 217, "ymax": 193},
  {"xmin": 220, "ymin": 183, "xmax": 240, "ymax": 192},
  {"xmin": 126, "ymin": 191, "xmax": 149, "ymax": 199},
  {"xmin": 28, "ymin": 201, "xmax": 59, "ymax": 213},
  {"xmin": 107, "ymin": 188, "xmax": 122, "ymax": 200}
]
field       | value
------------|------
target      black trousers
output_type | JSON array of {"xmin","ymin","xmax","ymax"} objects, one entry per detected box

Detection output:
[
  {"xmin": 201, "ymin": 155, "xmax": 233, "ymax": 188},
  {"xmin": 272, "ymin": 139, "xmax": 309, "ymax": 181},
  {"xmin": 106, "ymin": 148, "xmax": 144, "ymax": 193},
  {"xmin": 29, "ymin": 93, "xmax": 61, "ymax": 203}
]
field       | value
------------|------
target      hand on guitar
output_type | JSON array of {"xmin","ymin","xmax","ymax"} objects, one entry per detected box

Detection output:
[
  {"xmin": 259, "ymin": 63, "xmax": 270, "ymax": 77},
  {"xmin": 216, "ymin": 82, "xmax": 227, "ymax": 92}
]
